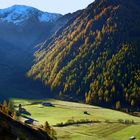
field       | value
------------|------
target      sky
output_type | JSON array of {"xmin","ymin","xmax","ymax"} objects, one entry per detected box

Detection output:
[{"xmin": 0, "ymin": 0, "xmax": 94, "ymax": 14}]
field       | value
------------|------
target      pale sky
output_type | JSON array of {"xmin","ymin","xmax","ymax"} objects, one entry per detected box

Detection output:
[{"xmin": 0, "ymin": 0, "xmax": 94, "ymax": 14}]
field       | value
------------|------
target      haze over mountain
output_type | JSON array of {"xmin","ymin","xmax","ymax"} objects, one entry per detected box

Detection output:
[
  {"xmin": 0, "ymin": 5, "xmax": 78, "ymax": 99},
  {"xmin": 28, "ymin": 0, "xmax": 140, "ymax": 110}
]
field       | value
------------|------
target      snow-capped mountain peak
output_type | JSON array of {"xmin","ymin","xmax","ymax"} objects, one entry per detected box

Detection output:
[{"xmin": 0, "ymin": 5, "xmax": 62, "ymax": 25}]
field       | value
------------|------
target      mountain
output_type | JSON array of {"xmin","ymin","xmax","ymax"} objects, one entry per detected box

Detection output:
[
  {"xmin": 0, "ymin": 6, "xmax": 58, "ymax": 99},
  {"xmin": 0, "ymin": 5, "xmax": 61, "ymax": 25},
  {"xmin": 0, "ymin": 5, "xmax": 81, "ymax": 100},
  {"xmin": 28, "ymin": 0, "xmax": 140, "ymax": 110},
  {"xmin": 0, "ymin": 37, "xmax": 48, "ymax": 100},
  {"xmin": 0, "ymin": 5, "xmax": 62, "ymax": 46}
]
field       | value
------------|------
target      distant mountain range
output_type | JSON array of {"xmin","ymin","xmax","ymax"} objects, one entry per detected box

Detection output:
[
  {"xmin": 0, "ymin": 5, "xmax": 62, "ymax": 46},
  {"xmin": 28, "ymin": 0, "xmax": 140, "ymax": 110},
  {"xmin": 0, "ymin": 5, "xmax": 61, "ymax": 25}
]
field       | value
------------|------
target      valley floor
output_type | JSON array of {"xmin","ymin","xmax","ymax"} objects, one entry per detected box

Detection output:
[{"xmin": 12, "ymin": 99, "xmax": 140, "ymax": 140}]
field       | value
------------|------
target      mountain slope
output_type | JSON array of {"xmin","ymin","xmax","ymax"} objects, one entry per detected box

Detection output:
[
  {"xmin": 0, "ymin": 5, "xmax": 81, "ymax": 100},
  {"xmin": 28, "ymin": 0, "xmax": 140, "ymax": 110},
  {"xmin": 0, "ymin": 109, "xmax": 53, "ymax": 140},
  {"xmin": 0, "ymin": 38, "xmax": 48, "ymax": 100}
]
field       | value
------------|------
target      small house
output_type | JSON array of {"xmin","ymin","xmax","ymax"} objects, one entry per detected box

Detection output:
[
  {"xmin": 42, "ymin": 102, "xmax": 54, "ymax": 107},
  {"xmin": 129, "ymin": 136, "xmax": 136, "ymax": 140},
  {"xmin": 25, "ymin": 118, "xmax": 34, "ymax": 125}
]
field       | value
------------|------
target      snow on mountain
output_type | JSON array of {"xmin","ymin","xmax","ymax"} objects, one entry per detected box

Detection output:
[
  {"xmin": 0, "ymin": 5, "xmax": 61, "ymax": 25},
  {"xmin": 38, "ymin": 13, "xmax": 61, "ymax": 22}
]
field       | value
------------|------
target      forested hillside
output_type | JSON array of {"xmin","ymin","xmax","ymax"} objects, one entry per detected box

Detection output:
[{"xmin": 28, "ymin": 0, "xmax": 140, "ymax": 110}]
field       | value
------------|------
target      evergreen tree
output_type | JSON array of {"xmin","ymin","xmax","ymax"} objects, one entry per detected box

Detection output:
[{"xmin": 116, "ymin": 101, "xmax": 121, "ymax": 110}]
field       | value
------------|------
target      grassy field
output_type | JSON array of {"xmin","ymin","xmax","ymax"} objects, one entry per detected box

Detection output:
[{"xmin": 12, "ymin": 99, "xmax": 140, "ymax": 140}]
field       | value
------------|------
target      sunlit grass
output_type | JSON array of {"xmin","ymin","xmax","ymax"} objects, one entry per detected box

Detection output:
[{"xmin": 12, "ymin": 98, "xmax": 140, "ymax": 140}]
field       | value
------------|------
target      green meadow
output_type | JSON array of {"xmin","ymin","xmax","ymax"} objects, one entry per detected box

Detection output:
[{"xmin": 12, "ymin": 99, "xmax": 140, "ymax": 140}]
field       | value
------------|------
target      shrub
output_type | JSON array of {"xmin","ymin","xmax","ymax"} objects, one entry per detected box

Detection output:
[
  {"xmin": 105, "ymin": 120, "xmax": 111, "ymax": 123},
  {"xmin": 44, "ymin": 121, "xmax": 57, "ymax": 140},
  {"xmin": 117, "ymin": 119, "xmax": 135, "ymax": 124}
]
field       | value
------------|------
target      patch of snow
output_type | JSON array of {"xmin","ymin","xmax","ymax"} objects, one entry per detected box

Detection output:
[
  {"xmin": 0, "ymin": 5, "xmax": 61, "ymax": 25},
  {"xmin": 38, "ymin": 12, "xmax": 61, "ymax": 22}
]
